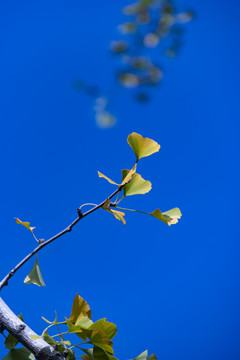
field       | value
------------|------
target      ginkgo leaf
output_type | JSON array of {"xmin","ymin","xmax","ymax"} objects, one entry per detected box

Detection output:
[
  {"xmin": 102, "ymin": 199, "xmax": 126, "ymax": 225},
  {"xmin": 30, "ymin": 335, "xmax": 42, "ymax": 340},
  {"xmin": 150, "ymin": 208, "xmax": 182, "ymax": 226},
  {"xmin": 93, "ymin": 347, "xmax": 118, "ymax": 360},
  {"xmin": 98, "ymin": 172, "xmax": 119, "ymax": 186},
  {"xmin": 89, "ymin": 318, "xmax": 117, "ymax": 340},
  {"xmin": 132, "ymin": 351, "xmax": 148, "ymax": 360},
  {"xmin": 121, "ymin": 171, "xmax": 152, "ymax": 197},
  {"xmin": 43, "ymin": 333, "xmax": 65, "ymax": 353},
  {"xmin": 2, "ymin": 347, "xmax": 35, "ymax": 360},
  {"xmin": 24, "ymin": 255, "xmax": 46, "ymax": 287},
  {"xmin": 127, "ymin": 132, "xmax": 160, "ymax": 161},
  {"xmin": 65, "ymin": 319, "xmax": 93, "ymax": 342},
  {"xmin": 90, "ymin": 329, "xmax": 113, "ymax": 354},
  {"xmin": 80, "ymin": 348, "xmax": 94, "ymax": 360},
  {"xmin": 147, "ymin": 354, "xmax": 158, "ymax": 360},
  {"xmin": 110, "ymin": 209, "xmax": 126, "ymax": 225},
  {"xmin": 69, "ymin": 294, "xmax": 92, "ymax": 324},
  {"xmin": 121, "ymin": 163, "xmax": 137, "ymax": 186},
  {"xmin": 15, "ymin": 218, "xmax": 36, "ymax": 233},
  {"xmin": 80, "ymin": 356, "xmax": 92, "ymax": 360}
]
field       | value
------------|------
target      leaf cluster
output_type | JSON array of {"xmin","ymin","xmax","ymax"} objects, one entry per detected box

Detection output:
[
  {"xmin": 98, "ymin": 132, "xmax": 181, "ymax": 226},
  {"xmin": 2, "ymin": 294, "xmax": 157, "ymax": 360}
]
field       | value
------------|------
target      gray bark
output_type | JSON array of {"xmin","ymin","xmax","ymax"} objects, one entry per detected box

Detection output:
[{"xmin": 0, "ymin": 297, "xmax": 65, "ymax": 360}]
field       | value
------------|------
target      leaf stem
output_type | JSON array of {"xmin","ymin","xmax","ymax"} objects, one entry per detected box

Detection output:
[
  {"xmin": 69, "ymin": 342, "xmax": 87, "ymax": 350},
  {"xmin": 79, "ymin": 203, "xmax": 98, "ymax": 210},
  {"xmin": 114, "ymin": 206, "xmax": 150, "ymax": 216}
]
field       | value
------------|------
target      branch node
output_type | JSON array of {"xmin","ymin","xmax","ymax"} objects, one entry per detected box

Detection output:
[
  {"xmin": 37, "ymin": 346, "xmax": 65, "ymax": 360},
  {"xmin": 67, "ymin": 226, "xmax": 72, "ymax": 232},
  {"xmin": 77, "ymin": 208, "xmax": 83, "ymax": 218},
  {"xmin": 16, "ymin": 324, "xmax": 25, "ymax": 333},
  {"xmin": 38, "ymin": 238, "xmax": 45, "ymax": 244}
]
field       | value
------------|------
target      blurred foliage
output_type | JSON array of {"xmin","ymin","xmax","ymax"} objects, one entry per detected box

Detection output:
[{"xmin": 74, "ymin": 0, "xmax": 194, "ymax": 127}]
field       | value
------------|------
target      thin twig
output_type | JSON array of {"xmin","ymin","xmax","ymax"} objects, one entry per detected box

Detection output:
[{"xmin": 0, "ymin": 186, "xmax": 123, "ymax": 291}]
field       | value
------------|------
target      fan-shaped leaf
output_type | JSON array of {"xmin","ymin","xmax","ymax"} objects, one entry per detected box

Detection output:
[
  {"xmin": 24, "ymin": 255, "xmax": 45, "ymax": 287},
  {"xmin": 151, "ymin": 208, "xmax": 182, "ymax": 225},
  {"xmin": 147, "ymin": 354, "xmax": 158, "ymax": 360},
  {"xmin": 15, "ymin": 218, "xmax": 36, "ymax": 233},
  {"xmin": 69, "ymin": 294, "xmax": 92, "ymax": 324},
  {"xmin": 90, "ymin": 329, "xmax": 113, "ymax": 354},
  {"xmin": 98, "ymin": 172, "xmax": 119, "ymax": 186},
  {"xmin": 132, "ymin": 350, "xmax": 148, "ymax": 360},
  {"xmin": 121, "ymin": 164, "xmax": 137, "ymax": 186},
  {"xmin": 102, "ymin": 199, "xmax": 126, "ymax": 225},
  {"xmin": 121, "ymin": 171, "xmax": 151, "ymax": 197},
  {"xmin": 127, "ymin": 132, "xmax": 160, "ymax": 161},
  {"xmin": 2, "ymin": 347, "xmax": 35, "ymax": 360},
  {"xmin": 89, "ymin": 319, "xmax": 117, "ymax": 340},
  {"xmin": 93, "ymin": 347, "xmax": 118, "ymax": 360}
]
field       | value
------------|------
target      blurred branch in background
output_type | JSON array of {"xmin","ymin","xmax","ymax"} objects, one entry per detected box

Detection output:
[{"xmin": 73, "ymin": 0, "xmax": 194, "ymax": 127}]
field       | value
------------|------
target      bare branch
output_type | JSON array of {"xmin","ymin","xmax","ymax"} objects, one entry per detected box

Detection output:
[{"xmin": 0, "ymin": 186, "xmax": 122, "ymax": 291}]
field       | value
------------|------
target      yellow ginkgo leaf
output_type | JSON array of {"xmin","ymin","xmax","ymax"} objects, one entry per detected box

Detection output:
[
  {"xmin": 97, "ymin": 172, "xmax": 119, "ymax": 186},
  {"xmin": 102, "ymin": 199, "xmax": 126, "ymax": 225},
  {"xmin": 121, "ymin": 163, "xmax": 137, "ymax": 186},
  {"xmin": 151, "ymin": 208, "xmax": 182, "ymax": 226},
  {"xmin": 69, "ymin": 294, "xmax": 92, "ymax": 325},
  {"xmin": 15, "ymin": 218, "xmax": 36, "ymax": 233},
  {"xmin": 121, "ymin": 171, "xmax": 152, "ymax": 197},
  {"xmin": 127, "ymin": 132, "xmax": 160, "ymax": 161}
]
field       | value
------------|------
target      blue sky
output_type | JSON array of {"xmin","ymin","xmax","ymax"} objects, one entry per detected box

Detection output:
[{"xmin": 0, "ymin": 1, "xmax": 239, "ymax": 359}]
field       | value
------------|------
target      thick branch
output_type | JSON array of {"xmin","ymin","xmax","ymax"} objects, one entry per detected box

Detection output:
[
  {"xmin": 0, "ymin": 297, "xmax": 65, "ymax": 359},
  {"xmin": 0, "ymin": 186, "xmax": 122, "ymax": 291}
]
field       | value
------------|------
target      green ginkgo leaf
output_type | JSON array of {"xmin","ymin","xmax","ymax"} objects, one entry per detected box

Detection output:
[
  {"xmin": 132, "ymin": 350, "xmax": 148, "ymax": 360},
  {"xmin": 90, "ymin": 329, "xmax": 113, "ymax": 354},
  {"xmin": 79, "ymin": 348, "xmax": 94, "ymax": 360},
  {"xmin": 150, "ymin": 208, "xmax": 182, "ymax": 226},
  {"xmin": 24, "ymin": 255, "xmax": 46, "ymax": 287},
  {"xmin": 127, "ymin": 132, "xmax": 160, "ymax": 161},
  {"xmin": 97, "ymin": 172, "xmax": 119, "ymax": 186},
  {"xmin": 2, "ymin": 347, "xmax": 35, "ymax": 360},
  {"xmin": 89, "ymin": 319, "xmax": 117, "ymax": 340},
  {"xmin": 147, "ymin": 354, "xmax": 158, "ymax": 360},
  {"xmin": 102, "ymin": 199, "xmax": 126, "ymax": 225},
  {"xmin": 121, "ymin": 171, "xmax": 152, "ymax": 197},
  {"xmin": 69, "ymin": 294, "xmax": 92, "ymax": 324},
  {"xmin": 80, "ymin": 356, "xmax": 92, "ymax": 360},
  {"xmin": 93, "ymin": 347, "xmax": 118, "ymax": 360},
  {"xmin": 15, "ymin": 218, "xmax": 36, "ymax": 233}
]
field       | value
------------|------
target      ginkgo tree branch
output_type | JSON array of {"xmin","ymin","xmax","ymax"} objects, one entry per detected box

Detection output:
[
  {"xmin": 0, "ymin": 297, "xmax": 66, "ymax": 360},
  {"xmin": 0, "ymin": 132, "xmax": 182, "ymax": 360},
  {"xmin": 0, "ymin": 186, "xmax": 123, "ymax": 292}
]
